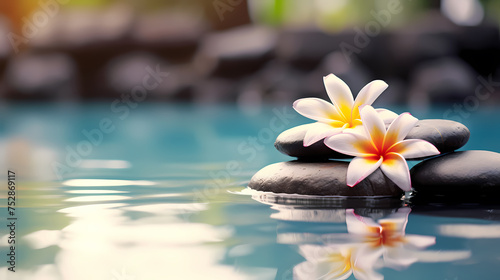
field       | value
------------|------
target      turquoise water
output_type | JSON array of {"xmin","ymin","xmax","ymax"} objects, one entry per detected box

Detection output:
[{"xmin": 1, "ymin": 103, "xmax": 500, "ymax": 280}]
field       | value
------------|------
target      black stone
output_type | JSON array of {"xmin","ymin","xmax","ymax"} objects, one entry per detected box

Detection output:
[
  {"xmin": 274, "ymin": 124, "xmax": 351, "ymax": 160},
  {"xmin": 277, "ymin": 28, "xmax": 352, "ymax": 70},
  {"xmin": 275, "ymin": 119, "xmax": 469, "ymax": 160},
  {"xmin": 5, "ymin": 53, "xmax": 78, "ymax": 101},
  {"xmin": 248, "ymin": 161, "xmax": 403, "ymax": 197},
  {"xmin": 405, "ymin": 119, "xmax": 470, "ymax": 154},
  {"xmin": 197, "ymin": 26, "xmax": 276, "ymax": 79},
  {"xmin": 411, "ymin": 150, "xmax": 500, "ymax": 198},
  {"xmin": 408, "ymin": 58, "xmax": 477, "ymax": 105}
]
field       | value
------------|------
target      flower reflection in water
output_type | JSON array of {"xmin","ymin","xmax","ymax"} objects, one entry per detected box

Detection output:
[
  {"xmin": 291, "ymin": 207, "xmax": 468, "ymax": 280},
  {"xmin": 345, "ymin": 208, "xmax": 435, "ymax": 270},
  {"xmin": 295, "ymin": 243, "xmax": 383, "ymax": 280}
]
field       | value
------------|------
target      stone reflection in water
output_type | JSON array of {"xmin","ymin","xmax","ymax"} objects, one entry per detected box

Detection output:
[{"xmin": 258, "ymin": 200, "xmax": 472, "ymax": 280}]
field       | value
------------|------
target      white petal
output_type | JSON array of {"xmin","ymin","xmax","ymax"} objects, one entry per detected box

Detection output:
[
  {"xmin": 353, "ymin": 246, "xmax": 385, "ymax": 280},
  {"xmin": 380, "ymin": 207, "xmax": 411, "ymax": 234},
  {"xmin": 293, "ymin": 261, "xmax": 316, "ymax": 280},
  {"xmin": 293, "ymin": 98, "xmax": 346, "ymax": 123},
  {"xmin": 298, "ymin": 244, "xmax": 329, "ymax": 260},
  {"xmin": 376, "ymin": 108, "xmax": 398, "ymax": 124},
  {"xmin": 359, "ymin": 105, "xmax": 386, "ymax": 151},
  {"xmin": 342, "ymin": 123, "xmax": 368, "ymax": 137},
  {"xmin": 347, "ymin": 156, "xmax": 383, "ymax": 187},
  {"xmin": 294, "ymin": 261, "xmax": 347, "ymax": 280},
  {"xmin": 324, "ymin": 133, "xmax": 376, "ymax": 157},
  {"xmin": 346, "ymin": 209, "xmax": 380, "ymax": 235},
  {"xmin": 323, "ymin": 74, "xmax": 354, "ymax": 120},
  {"xmin": 353, "ymin": 269, "xmax": 384, "ymax": 280},
  {"xmin": 383, "ymin": 247, "xmax": 418, "ymax": 269},
  {"xmin": 303, "ymin": 122, "xmax": 343, "ymax": 146},
  {"xmin": 296, "ymin": 245, "xmax": 353, "ymax": 280},
  {"xmin": 383, "ymin": 112, "xmax": 418, "ymax": 150},
  {"xmin": 380, "ymin": 153, "xmax": 411, "ymax": 191},
  {"xmin": 352, "ymin": 80, "xmax": 388, "ymax": 118},
  {"xmin": 320, "ymin": 260, "xmax": 352, "ymax": 280},
  {"xmin": 354, "ymin": 80, "xmax": 388, "ymax": 106},
  {"xmin": 389, "ymin": 139, "xmax": 440, "ymax": 159}
]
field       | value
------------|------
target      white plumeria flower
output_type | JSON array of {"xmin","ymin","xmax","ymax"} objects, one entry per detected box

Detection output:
[
  {"xmin": 294, "ymin": 244, "xmax": 383, "ymax": 280},
  {"xmin": 293, "ymin": 73, "xmax": 398, "ymax": 146},
  {"xmin": 324, "ymin": 105, "xmax": 440, "ymax": 191},
  {"xmin": 345, "ymin": 208, "xmax": 436, "ymax": 270}
]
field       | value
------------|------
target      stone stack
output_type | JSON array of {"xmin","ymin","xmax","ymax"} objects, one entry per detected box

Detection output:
[{"xmin": 249, "ymin": 119, "xmax": 473, "ymax": 199}]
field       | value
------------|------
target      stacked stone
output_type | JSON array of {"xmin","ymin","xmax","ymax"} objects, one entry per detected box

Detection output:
[{"xmin": 248, "ymin": 119, "xmax": 490, "ymax": 199}]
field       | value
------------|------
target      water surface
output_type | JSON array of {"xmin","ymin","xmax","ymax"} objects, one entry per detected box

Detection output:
[{"xmin": 1, "ymin": 103, "xmax": 500, "ymax": 280}]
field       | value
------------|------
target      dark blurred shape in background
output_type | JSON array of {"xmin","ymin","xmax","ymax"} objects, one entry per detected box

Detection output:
[{"xmin": 1, "ymin": 0, "xmax": 500, "ymax": 109}]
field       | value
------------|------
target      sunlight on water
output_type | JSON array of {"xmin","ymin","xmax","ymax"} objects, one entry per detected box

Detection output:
[
  {"xmin": 64, "ymin": 195, "xmax": 132, "ymax": 202},
  {"xmin": 62, "ymin": 179, "xmax": 157, "ymax": 187},
  {"xmin": 79, "ymin": 159, "xmax": 132, "ymax": 169},
  {"xmin": 65, "ymin": 190, "xmax": 129, "ymax": 194}
]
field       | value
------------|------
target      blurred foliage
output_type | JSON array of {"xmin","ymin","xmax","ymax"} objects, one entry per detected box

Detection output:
[
  {"xmin": 483, "ymin": 0, "xmax": 500, "ymax": 19},
  {"xmin": 63, "ymin": 0, "xmax": 114, "ymax": 7},
  {"xmin": 248, "ymin": 0, "xmax": 500, "ymax": 31},
  {"xmin": 248, "ymin": 0, "xmax": 429, "ymax": 31}
]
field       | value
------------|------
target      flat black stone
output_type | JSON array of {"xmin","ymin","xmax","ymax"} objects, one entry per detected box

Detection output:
[
  {"xmin": 274, "ymin": 119, "xmax": 470, "ymax": 160},
  {"xmin": 405, "ymin": 119, "xmax": 470, "ymax": 154},
  {"xmin": 411, "ymin": 150, "xmax": 500, "ymax": 198},
  {"xmin": 274, "ymin": 124, "xmax": 352, "ymax": 160},
  {"xmin": 198, "ymin": 26, "xmax": 276, "ymax": 78},
  {"xmin": 249, "ymin": 161, "xmax": 404, "ymax": 197}
]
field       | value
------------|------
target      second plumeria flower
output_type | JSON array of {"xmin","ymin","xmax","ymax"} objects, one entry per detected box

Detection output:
[
  {"xmin": 324, "ymin": 105, "xmax": 440, "ymax": 191},
  {"xmin": 293, "ymin": 73, "xmax": 397, "ymax": 147}
]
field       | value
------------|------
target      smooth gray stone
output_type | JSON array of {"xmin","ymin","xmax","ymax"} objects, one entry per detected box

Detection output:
[
  {"xmin": 275, "ymin": 119, "xmax": 470, "ymax": 160},
  {"xmin": 408, "ymin": 58, "xmax": 476, "ymax": 105},
  {"xmin": 198, "ymin": 26, "xmax": 276, "ymax": 78},
  {"xmin": 6, "ymin": 53, "xmax": 78, "ymax": 100},
  {"xmin": 278, "ymin": 28, "xmax": 353, "ymax": 70},
  {"xmin": 274, "ymin": 124, "xmax": 351, "ymax": 160},
  {"xmin": 405, "ymin": 119, "xmax": 470, "ymax": 154},
  {"xmin": 249, "ymin": 161, "xmax": 403, "ymax": 197},
  {"xmin": 411, "ymin": 150, "xmax": 500, "ymax": 198}
]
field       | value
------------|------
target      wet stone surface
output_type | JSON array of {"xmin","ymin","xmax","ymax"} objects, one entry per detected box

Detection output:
[
  {"xmin": 411, "ymin": 150, "xmax": 500, "ymax": 198},
  {"xmin": 249, "ymin": 161, "xmax": 404, "ymax": 197}
]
